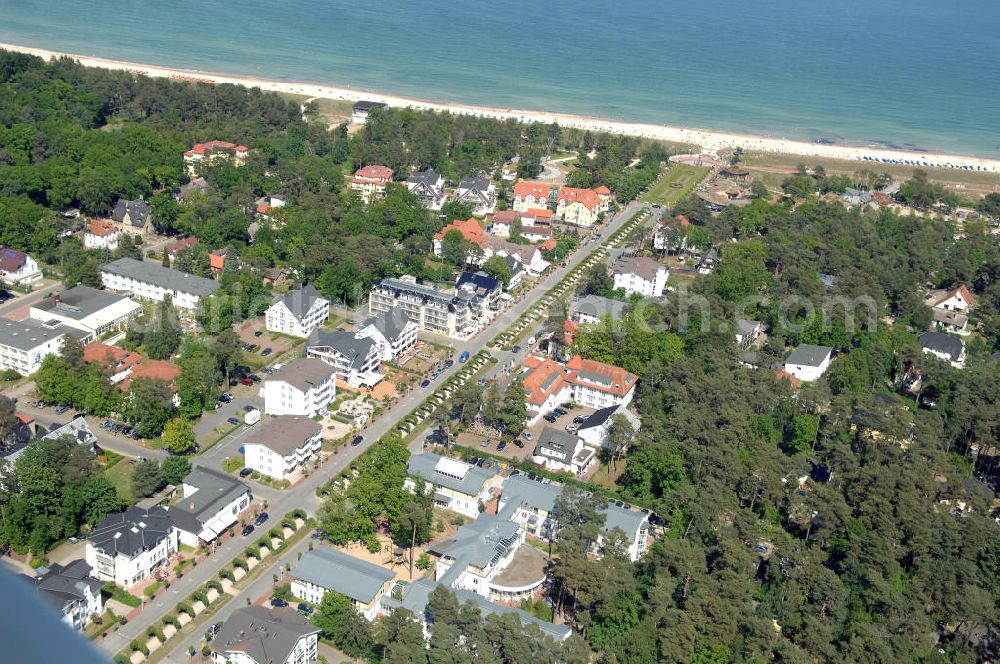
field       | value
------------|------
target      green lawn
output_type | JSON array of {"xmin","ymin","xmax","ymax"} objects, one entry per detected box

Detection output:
[
  {"xmin": 105, "ymin": 461, "xmax": 134, "ymax": 503},
  {"xmin": 642, "ymin": 164, "xmax": 711, "ymax": 207}
]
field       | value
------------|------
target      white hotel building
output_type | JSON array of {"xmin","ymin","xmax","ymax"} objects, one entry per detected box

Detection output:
[{"xmin": 101, "ymin": 257, "xmax": 220, "ymax": 310}]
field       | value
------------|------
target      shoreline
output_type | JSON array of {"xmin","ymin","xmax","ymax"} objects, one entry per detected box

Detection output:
[{"xmin": 3, "ymin": 41, "xmax": 999, "ymax": 174}]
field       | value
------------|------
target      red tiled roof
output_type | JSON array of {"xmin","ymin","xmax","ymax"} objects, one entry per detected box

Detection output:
[
  {"xmin": 256, "ymin": 204, "xmax": 273, "ymax": 214},
  {"xmin": 88, "ymin": 219, "xmax": 118, "ymax": 237},
  {"xmin": 83, "ymin": 342, "xmax": 141, "ymax": 373},
  {"xmin": 16, "ymin": 413, "xmax": 34, "ymax": 426},
  {"xmin": 166, "ymin": 236, "xmax": 198, "ymax": 256},
  {"xmin": 774, "ymin": 369, "xmax": 802, "ymax": 390},
  {"xmin": 184, "ymin": 141, "xmax": 248, "ymax": 157},
  {"xmin": 540, "ymin": 238, "xmax": 557, "ymax": 251},
  {"xmin": 128, "ymin": 360, "xmax": 181, "ymax": 384},
  {"xmin": 931, "ymin": 284, "xmax": 976, "ymax": 309},
  {"xmin": 522, "ymin": 358, "xmax": 568, "ymax": 406},
  {"xmin": 514, "ymin": 181, "xmax": 551, "ymax": 201},
  {"xmin": 435, "ymin": 217, "xmax": 487, "ymax": 248},
  {"xmin": 522, "ymin": 354, "xmax": 637, "ymax": 405},
  {"xmin": 209, "ymin": 253, "xmax": 226, "ymax": 271},
  {"xmin": 565, "ymin": 355, "xmax": 637, "ymax": 397},
  {"xmin": 526, "ymin": 208, "xmax": 552, "ymax": 218},
  {"xmin": 557, "ymin": 187, "xmax": 601, "ymax": 211},
  {"xmin": 675, "ymin": 215, "xmax": 690, "ymax": 227},
  {"xmin": 594, "ymin": 185, "xmax": 611, "ymax": 195},
  {"xmin": 354, "ymin": 165, "xmax": 394, "ymax": 180}
]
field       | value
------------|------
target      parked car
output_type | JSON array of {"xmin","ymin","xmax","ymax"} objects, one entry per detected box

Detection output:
[
  {"xmin": 261, "ymin": 367, "xmax": 274, "ymax": 374},
  {"xmin": 239, "ymin": 467, "xmax": 253, "ymax": 478},
  {"xmin": 351, "ymin": 435, "xmax": 363, "ymax": 447},
  {"xmin": 514, "ymin": 439, "xmax": 524, "ymax": 448},
  {"xmin": 269, "ymin": 597, "xmax": 289, "ymax": 608},
  {"xmin": 543, "ymin": 414, "xmax": 558, "ymax": 423},
  {"xmin": 497, "ymin": 441, "xmax": 507, "ymax": 451},
  {"xmin": 511, "ymin": 345, "xmax": 521, "ymax": 353},
  {"xmin": 477, "ymin": 378, "xmax": 487, "ymax": 386},
  {"xmin": 254, "ymin": 512, "xmax": 269, "ymax": 526},
  {"xmin": 522, "ymin": 432, "xmax": 533, "ymax": 441},
  {"xmin": 561, "ymin": 402, "xmax": 575, "ymax": 410},
  {"xmin": 443, "ymin": 359, "xmax": 454, "ymax": 368},
  {"xmin": 227, "ymin": 417, "xmax": 241, "ymax": 426},
  {"xmin": 249, "ymin": 374, "xmax": 262, "ymax": 382},
  {"xmin": 420, "ymin": 379, "xmax": 430, "ymax": 388},
  {"xmin": 260, "ymin": 347, "xmax": 273, "ymax": 357},
  {"xmin": 297, "ymin": 602, "xmax": 314, "ymax": 615},
  {"xmin": 241, "ymin": 524, "xmax": 254, "ymax": 536},
  {"xmin": 243, "ymin": 404, "xmax": 257, "ymax": 412},
  {"xmin": 573, "ymin": 415, "xmax": 587, "ymax": 423},
  {"xmin": 254, "ymin": 329, "xmax": 263, "ymax": 337},
  {"xmin": 55, "ymin": 405, "xmax": 70, "ymax": 415},
  {"xmin": 245, "ymin": 344, "xmax": 258, "ymax": 353},
  {"xmin": 553, "ymin": 407, "xmax": 567, "ymax": 416},
  {"xmin": 239, "ymin": 378, "xmax": 253, "ymax": 386},
  {"xmin": 565, "ymin": 423, "xmax": 579, "ymax": 433},
  {"xmin": 480, "ymin": 438, "xmax": 489, "ymax": 447}
]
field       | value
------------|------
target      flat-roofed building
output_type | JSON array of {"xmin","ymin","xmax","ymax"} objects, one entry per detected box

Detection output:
[{"xmin": 29, "ymin": 285, "xmax": 143, "ymax": 337}]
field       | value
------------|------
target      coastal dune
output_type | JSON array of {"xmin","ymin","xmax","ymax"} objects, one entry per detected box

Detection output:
[{"xmin": 4, "ymin": 42, "xmax": 998, "ymax": 174}]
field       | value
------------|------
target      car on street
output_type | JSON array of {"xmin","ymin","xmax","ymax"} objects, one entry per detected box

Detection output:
[
  {"xmin": 239, "ymin": 378, "xmax": 253, "ymax": 386},
  {"xmin": 254, "ymin": 329, "xmax": 263, "ymax": 337},
  {"xmin": 227, "ymin": 417, "xmax": 241, "ymax": 426},
  {"xmin": 254, "ymin": 512, "xmax": 269, "ymax": 526},
  {"xmin": 241, "ymin": 524, "xmax": 254, "ymax": 536},
  {"xmin": 459, "ymin": 351, "xmax": 470, "ymax": 363},
  {"xmin": 269, "ymin": 597, "xmax": 289, "ymax": 608},
  {"xmin": 351, "ymin": 435, "xmax": 363, "ymax": 447},
  {"xmin": 261, "ymin": 347, "xmax": 273, "ymax": 357},
  {"xmin": 443, "ymin": 359, "xmax": 454, "ymax": 368},
  {"xmin": 239, "ymin": 467, "xmax": 253, "ymax": 478},
  {"xmin": 420, "ymin": 379, "xmax": 430, "ymax": 388},
  {"xmin": 55, "ymin": 405, "xmax": 70, "ymax": 415},
  {"xmin": 477, "ymin": 378, "xmax": 487, "ymax": 386},
  {"xmin": 511, "ymin": 345, "xmax": 521, "ymax": 353},
  {"xmin": 249, "ymin": 374, "xmax": 262, "ymax": 382},
  {"xmin": 261, "ymin": 367, "xmax": 274, "ymax": 374}
]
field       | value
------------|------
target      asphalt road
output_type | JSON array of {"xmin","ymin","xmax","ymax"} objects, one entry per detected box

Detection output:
[{"xmin": 94, "ymin": 200, "xmax": 649, "ymax": 657}]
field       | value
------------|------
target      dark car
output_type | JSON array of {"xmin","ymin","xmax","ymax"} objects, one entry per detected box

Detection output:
[
  {"xmin": 227, "ymin": 417, "xmax": 241, "ymax": 426},
  {"xmin": 254, "ymin": 512, "xmax": 269, "ymax": 526},
  {"xmin": 297, "ymin": 603, "xmax": 313, "ymax": 615},
  {"xmin": 497, "ymin": 441, "xmax": 507, "ymax": 452},
  {"xmin": 254, "ymin": 329, "xmax": 263, "ymax": 337},
  {"xmin": 351, "ymin": 435, "xmax": 363, "ymax": 447},
  {"xmin": 249, "ymin": 374, "xmax": 262, "ymax": 383},
  {"xmin": 243, "ymin": 404, "xmax": 256, "ymax": 412},
  {"xmin": 261, "ymin": 347, "xmax": 273, "ymax": 357},
  {"xmin": 553, "ymin": 407, "xmax": 567, "ymax": 416},
  {"xmin": 443, "ymin": 360, "xmax": 454, "ymax": 368},
  {"xmin": 239, "ymin": 467, "xmax": 253, "ymax": 478},
  {"xmin": 514, "ymin": 439, "xmax": 524, "ymax": 448},
  {"xmin": 261, "ymin": 367, "xmax": 274, "ymax": 374},
  {"xmin": 573, "ymin": 415, "xmax": 587, "ymax": 423},
  {"xmin": 543, "ymin": 414, "xmax": 558, "ymax": 423},
  {"xmin": 241, "ymin": 524, "xmax": 255, "ymax": 536},
  {"xmin": 420, "ymin": 379, "xmax": 430, "ymax": 388},
  {"xmin": 511, "ymin": 345, "xmax": 522, "ymax": 353},
  {"xmin": 270, "ymin": 597, "xmax": 289, "ymax": 608}
]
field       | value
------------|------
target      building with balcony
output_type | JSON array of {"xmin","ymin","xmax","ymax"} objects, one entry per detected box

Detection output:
[
  {"xmin": 100, "ymin": 257, "xmax": 219, "ymax": 310},
  {"xmin": 85, "ymin": 506, "xmax": 177, "ymax": 588},
  {"xmin": 263, "ymin": 357, "xmax": 337, "ymax": 417},
  {"xmin": 291, "ymin": 548, "xmax": 394, "ymax": 621},
  {"xmin": 21, "ymin": 560, "xmax": 103, "ymax": 632},
  {"xmin": 265, "ymin": 285, "xmax": 330, "ymax": 338},
  {"xmin": 210, "ymin": 606, "xmax": 318, "ymax": 664},
  {"xmin": 369, "ymin": 276, "xmax": 475, "ymax": 339},
  {"xmin": 243, "ymin": 416, "xmax": 322, "ymax": 481},
  {"xmin": 405, "ymin": 453, "xmax": 500, "ymax": 518}
]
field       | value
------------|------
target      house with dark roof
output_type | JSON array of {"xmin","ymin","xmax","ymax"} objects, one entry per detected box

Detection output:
[
  {"xmin": 211, "ymin": 606, "xmax": 319, "ymax": 664},
  {"xmin": 573, "ymin": 294, "xmax": 628, "ymax": 325},
  {"xmin": 736, "ymin": 319, "xmax": 762, "ymax": 349},
  {"xmin": 41, "ymin": 416, "xmax": 97, "ymax": 449},
  {"xmin": 924, "ymin": 285, "xmax": 976, "ymax": 335},
  {"xmin": 168, "ymin": 466, "xmax": 251, "ymax": 547},
  {"xmin": 291, "ymin": 548, "xmax": 395, "ymax": 620},
  {"xmin": 454, "ymin": 175, "xmax": 496, "ymax": 215},
  {"xmin": 262, "ymin": 357, "xmax": 337, "ymax": 417},
  {"xmin": 243, "ymin": 416, "xmax": 322, "ymax": 481},
  {"xmin": 456, "ymin": 270, "xmax": 503, "ymax": 316},
  {"xmin": 0, "ymin": 247, "xmax": 41, "ymax": 285},
  {"xmin": 503, "ymin": 255, "xmax": 525, "ymax": 289},
  {"xmin": 100, "ymin": 257, "xmax": 219, "ymax": 310},
  {"xmin": 306, "ymin": 329, "xmax": 382, "ymax": 388},
  {"xmin": 21, "ymin": 560, "xmax": 103, "ymax": 631},
  {"xmin": 405, "ymin": 167, "xmax": 446, "ymax": 210},
  {"xmin": 265, "ymin": 285, "xmax": 330, "ymax": 338},
  {"xmin": 84, "ymin": 506, "xmax": 177, "ymax": 588},
  {"xmin": 110, "ymin": 199, "xmax": 154, "ymax": 235},
  {"xmin": 351, "ymin": 100, "xmax": 386, "ymax": 124},
  {"xmin": 356, "ymin": 309, "xmax": 418, "ymax": 362},
  {"xmin": 576, "ymin": 404, "xmax": 641, "ymax": 450},
  {"xmin": 783, "ymin": 344, "xmax": 833, "ymax": 382},
  {"xmin": 175, "ymin": 177, "xmax": 209, "ymax": 202},
  {"xmin": 531, "ymin": 426, "xmax": 595, "ymax": 474},
  {"xmin": 406, "ymin": 453, "xmax": 501, "ymax": 518},
  {"xmin": 920, "ymin": 331, "xmax": 966, "ymax": 368}
]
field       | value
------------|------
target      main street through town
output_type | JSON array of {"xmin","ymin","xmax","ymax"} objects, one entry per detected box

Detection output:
[{"xmin": 92, "ymin": 200, "xmax": 652, "ymax": 657}]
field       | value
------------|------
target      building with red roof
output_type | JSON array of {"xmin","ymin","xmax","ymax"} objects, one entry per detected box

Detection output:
[
  {"xmin": 512, "ymin": 182, "xmax": 552, "ymax": 213},
  {"xmin": 183, "ymin": 141, "xmax": 249, "ymax": 174},
  {"xmin": 350, "ymin": 165, "xmax": 394, "ymax": 204},
  {"xmin": 84, "ymin": 219, "xmax": 121, "ymax": 251},
  {"xmin": 556, "ymin": 187, "xmax": 607, "ymax": 226},
  {"xmin": 0, "ymin": 247, "xmax": 41, "ymax": 286},
  {"xmin": 83, "ymin": 342, "xmax": 142, "ymax": 384},
  {"xmin": 433, "ymin": 218, "xmax": 487, "ymax": 253},
  {"xmin": 521, "ymin": 354, "xmax": 637, "ymax": 423}
]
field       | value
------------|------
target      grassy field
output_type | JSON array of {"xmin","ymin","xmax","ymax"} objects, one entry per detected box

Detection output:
[
  {"xmin": 642, "ymin": 164, "xmax": 711, "ymax": 207},
  {"xmin": 105, "ymin": 461, "xmax": 134, "ymax": 503}
]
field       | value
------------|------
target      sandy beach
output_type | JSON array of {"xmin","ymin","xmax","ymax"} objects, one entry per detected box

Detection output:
[{"xmin": 4, "ymin": 42, "xmax": 999, "ymax": 174}]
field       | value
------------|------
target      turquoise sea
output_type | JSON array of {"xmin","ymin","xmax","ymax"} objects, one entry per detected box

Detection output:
[{"xmin": 1, "ymin": 0, "xmax": 999, "ymax": 157}]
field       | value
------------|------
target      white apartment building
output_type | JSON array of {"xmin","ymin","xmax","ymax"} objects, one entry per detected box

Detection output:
[
  {"xmin": 783, "ymin": 344, "xmax": 833, "ymax": 382},
  {"xmin": 265, "ymin": 285, "xmax": 329, "ymax": 338},
  {"xmin": 0, "ymin": 318, "xmax": 91, "ymax": 376},
  {"xmin": 211, "ymin": 607, "xmax": 319, "ymax": 664},
  {"xmin": 291, "ymin": 548, "xmax": 394, "ymax": 621},
  {"xmin": 405, "ymin": 453, "xmax": 500, "ymax": 518},
  {"xmin": 29, "ymin": 285, "xmax": 143, "ymax": 337},
  {"xmin": 0, "ymin": 247, "xmax": 42, "ymax": 286},
  {"xmin": 83, "ymin": 219, "xmax": 120, "ymax": 251},
  {"xmin": 432, "ymin": 515, "xmax": 526, "ymax": 599},
  {"xmin": 85, "ymin": 507, "xmax": 178, "ymax": 588},
  {"xmin": 355, "ymin": 309, "xmax": 418, "ymax": 362},
  {"xmin": 305, "ymin": 329, "xmax": 382, "ymax": 388},
  {"xmin": 168, "ymin": 466, "xmax": 252, "ymax": 547},
  {"xmin": 263, "ymin": 357, "xmax": 336, "ymax": 417},
  {"xmin": 24, "ymin": 560, "xmax": 104, "ymax": 632},
  {"xmin": 101, "ymin": 257, "xmax": 219, "ymax": 310},
  {"xmin": 243, "ymin": 416, "xmax": 322, "ymax": 481},
  {"xmin": 611, "ymin": 256, "xmax": 667, "ymax": 297},
  {"xmin": 369, "ymin": 276, "xmax": 475, "ymax": 339}
]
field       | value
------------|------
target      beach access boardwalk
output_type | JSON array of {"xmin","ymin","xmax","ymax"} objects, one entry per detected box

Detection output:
[{"xmin": 99, "ymin": 200, "xmax": 653, "ymax": 660}]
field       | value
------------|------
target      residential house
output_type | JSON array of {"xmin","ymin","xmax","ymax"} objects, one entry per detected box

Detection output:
[
  {"xmin": 265, "ymin": 285, "xmax": 330, "ymax": 338},
  {"xmin": 783, "ymin": 344, "xmax": 833, "ymax": 382},
  {"xmin": 101, "ymin": 257, "xmax": 220, "ymax": 310},
  {"xmin": 0, "ymin": 318, "xmax": 90, "ymax": 376},
  {"xmin": 41, "ymin": 416, "xmax": 97, "ymax": 449},
  {"xmin": 389, "ymin": 578, "xmax": 571, "ymax": 643},
  {"xmin": 555, "ymin": 186, "xmax": 606, "ymax": 226},
  {"xmin": 405, "ymin": 453, "xmax": 500, "ymax": 518},
  {"xmin": 29, "ymin": 285, "xmax": 143, "ymax": 337},
  {"xmin": 208, "ymin": 247, "xmax": 233, "ymax": 275},
  {"xmin": 0, "ymin": 248, "xmax": 42, "ymax": 285},
  {"xmin": 0, "ymin": 413, "xmax": 34, "ymax": 467},
  {"xmin": 521, "ymin": 355, "xmax": 637, "ymax": 423},
  {"xmin": 183, "ymin": 141, "xmax": 248, "ymax": 175},
  {"xmin": 454, "ymin": 175, "xmax": 496, "ymax": 215},
  {"xmin": 175, "ymin": 177, "xmax": 209, "ymax": 203},
  {"xmin": 497, "ymin": 474, "xmax": 652, "ymax": 561},
  {"xmin": 110, "ymin": 199, "xmax": 154, "ymax": 236},
  {"xmin": 736, "ymin": 319, "xmax": 762, "ymax": 349},
  {"xmin": 22, "ymin": 560, "xmax": 103, "ymax": 632},
  {"xmin": 350, "ymin": 165, "xmax": 393, "ymax": 204},
  {"xmin": 594, "ymin": 185, "xmax": 613, "ymax": 206},
  {"xmin": 255, "ymin": 195, "xmax": 287, "ymax": 217},
  {"xmin": 483, "ymin": 236, "xmax": 550, "ymax": 277},
  {"xmin": 291, "ymin": 548, "xmax": 394, "ymax": 621},
  {"xmin": 210, "ymin": 606, "xmax": 319, "ymax": 664},
  {"xmin": 165, "ymin": 236, "xmax": 198, "ymax": 263},
  {"xmin": 82, "ymin": 342, "xmax": 141, "ymax": 383},
  {"xmin": 262, "ymin": 357, "xmax": 337, "ymax": 417},
  {"xmin": 653, "ymin": 215, "xmax": 690, "ymax": 254},
  {"xmin": 488, "ymin": 210, "xmax": 552, "ymax": 239},
  {"xmin": 576, "ymin": 404, "xmax": 641, "ymax": 450},
  {"xmin": 369, "ymin": 276, "xmax": 476, "ymax": 338},
  {"xmin": 351, "ymin": 100, "xmax": 386, "ymax": 124},
  {"xmin": 504, "ymin": 256, "xmax": 525, "ymax": 290},
  {"xmin": 405, "ymin": 168, "xmax": 446, "ymax": 210},
  {"xmin": 305, "ymin": 329, "xmax": 382, "ymax": 388},
  {"xmin": 83, "ymin": 219, "xmax": 120, "ymax": 251},
  {"xmin": 243, "ymin": 416, "xmax": 322, "ymax": 481},
  {"xmin": 920, "ymin": 331, "xmax": 966, "ymax": 368},
  {"xmin": 456, "ymin": 270, "xmax": 503, "ymax": 317},
  {"xmin": 532, "ymin": 426, "xmax": 595, "ymax": 475},
  {"xmin": 611, "ymin": 256, "xmax": 667, "ymax": 297},
  {"xmin": 85, "ymin": 506, "xmax": 177, "ymax": 588},
  {"xmin": 841, "ymin": 187, "xmax": 873, "ymax": 206},
  {"xmin": 433, "ymin": 217, "xmax": 486, "ymax": 259},
  {"xmin": 925, "ymin": 285, "xmax": 976, "ymax": 335},
  {"xmin": 119, "ymin": 359, "xmax": 182, "ymax": 405},
  {"xmin": 697, "ymin": 247, "xmax": 719, "ymax": 275},
  {"xmin": 355, "ymin": 309, "xmax": 418, "ymax": 362},
  {"xmin": 573, "ymin": 294, "xmax": 628, "ymax": 325},
  {"xmin": 169, "ymin": 466, "xmax": 252, "ymax": 547},
  {"xmin": 512, "ymin": 181, "xmax": 551, "ymax": 213}
]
